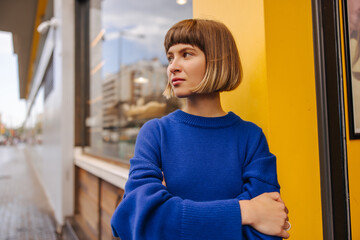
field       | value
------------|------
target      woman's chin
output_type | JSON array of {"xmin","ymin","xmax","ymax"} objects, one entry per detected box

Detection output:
[{"xmin": 173, "ymin": 90, "xmax": 193, "ymax": 98}]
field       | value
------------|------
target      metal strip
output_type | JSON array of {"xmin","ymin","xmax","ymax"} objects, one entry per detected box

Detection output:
[
  {"xmin": 25, "ymin": 27, "xmax": 55, "ymax": 121},
  {"xmin": 311, "ymin": 0, "xmax": 334, "ymax": 238}
]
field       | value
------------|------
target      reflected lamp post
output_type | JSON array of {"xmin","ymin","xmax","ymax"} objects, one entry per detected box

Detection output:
[
  {"xmin": 116, "ymin": 31, "xmax": 146, "ymax": 106},
  {"xmin": 101, "ymin": 30, "xmax": 146, "ymax": 145}
]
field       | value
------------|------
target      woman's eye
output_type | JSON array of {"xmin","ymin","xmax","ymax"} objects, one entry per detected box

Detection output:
[
  {"xmin": 167, "ymin": 56, "xmax": 173, "ymax": 63},
  {"xmin": 184, "ymin": 52, "xmax": 192, "ymax": 57}
]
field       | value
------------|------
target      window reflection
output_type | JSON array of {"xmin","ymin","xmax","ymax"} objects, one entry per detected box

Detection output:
[
  {"xmin": 348, "ymin": 0, "xmax": 360, "ymax": 133},
  {"xmin": 86, "ymin": 0, "xmax": 192, "ymax": 161}
]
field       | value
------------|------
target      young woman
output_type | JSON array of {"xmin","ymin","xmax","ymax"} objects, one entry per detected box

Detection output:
[{"xmin": 111, "ymin": 19, "xmax": 290, "ymax": 240}]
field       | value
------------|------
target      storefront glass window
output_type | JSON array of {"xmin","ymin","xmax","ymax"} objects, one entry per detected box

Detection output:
[{"xmin": 87, "ymin": 0, "xmax": 192, "ymax": 161}]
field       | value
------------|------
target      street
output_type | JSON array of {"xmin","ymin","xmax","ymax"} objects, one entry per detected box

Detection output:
[{"xmin": 0, "ymin": 145, "xmax": 59, "ymax": 240}]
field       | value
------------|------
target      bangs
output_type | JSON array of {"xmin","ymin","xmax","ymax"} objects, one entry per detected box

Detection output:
[{"xmin": 164, "ymin": 20, "xmax": 205, "ymax": 53}]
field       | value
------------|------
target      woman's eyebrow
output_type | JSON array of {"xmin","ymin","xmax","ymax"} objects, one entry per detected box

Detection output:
[
  {"xmin": 180, "ymin": 47, "xmax": 196, "ymax": 53},
  {"xmin": 167, "ymin": 47, "xmax": 196, "ymax": 55}
]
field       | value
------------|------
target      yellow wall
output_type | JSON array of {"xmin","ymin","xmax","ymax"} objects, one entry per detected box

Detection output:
[
  {"xmin": 263, "ymin": 1, "xmax": 323, "ymax": 239},
  {"xmin": 193, "ymin": 0, "xmax": 270, "ymax": 131},
  {"xmin": 339, "ymin": 1, "xmax": 360, "ymax": 238},
  {"xmin": 345, "ymin": 123, "xmax": 360, "ymax": 240},
  {"xmin": 193, "ymin": 0, "xmax": 323, "ymax": 239},
  {"xmin": 344, "ymin": 84, "xmax": 360, "ymax": 240}
]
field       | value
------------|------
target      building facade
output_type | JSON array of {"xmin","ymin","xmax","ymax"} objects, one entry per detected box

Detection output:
[{"xmin": 1, "ymin": 0, "xmax": 360, "ymax": 239}]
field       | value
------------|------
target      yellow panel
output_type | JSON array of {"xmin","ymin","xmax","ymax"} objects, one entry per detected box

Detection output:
[
  {"xmin": 339, "ymin": 0, "xmax": 360, "ymax": 238},
  {"xmin": 345, "ymin": 101, "xmax": 360, "ymax": 240},
  {"xmin": 26, "ymin": 0, "xmax": 48, "ymax": 99},
  {"xmin": 263, "ymin": 1, "xmax": 323, "ymax": 239},
  {"xmin": 194, "ymin": 0, "xmax": 270, "ymax": 133},
  {"xmin": 194, "ymin": 0, "xmax": 323, "ymax": 239}
]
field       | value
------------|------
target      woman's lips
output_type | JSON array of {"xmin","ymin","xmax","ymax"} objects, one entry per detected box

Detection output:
[{"xmin": 172, "ymin": 78, "xmax": 185, "ymax": 86}]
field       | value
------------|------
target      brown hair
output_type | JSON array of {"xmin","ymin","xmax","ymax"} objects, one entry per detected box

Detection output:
[{"xmin": 163, "ymin": 19, "xmax": 242, "ymax": 98}]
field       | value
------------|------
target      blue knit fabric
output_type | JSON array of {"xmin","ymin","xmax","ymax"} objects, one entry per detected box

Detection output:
[{"xmin": 111, "ymin": 110, "xmax": 281, "ymax": 240}]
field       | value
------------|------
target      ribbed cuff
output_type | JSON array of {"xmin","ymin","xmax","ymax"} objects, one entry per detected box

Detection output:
[{"xmin": 181, "ymin": 199, "xmax": 242, "ymax": 240}]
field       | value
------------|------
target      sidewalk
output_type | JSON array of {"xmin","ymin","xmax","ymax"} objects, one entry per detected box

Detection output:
[{"xmin": 0, "ymin": 145, "xmax": 59, "ymax": 240}]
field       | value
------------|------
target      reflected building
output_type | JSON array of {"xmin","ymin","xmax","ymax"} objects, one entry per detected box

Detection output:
[
  {"xmin": 100, "ymin": 58, "xmax": 176, "ymax": 159},
  {"xmin": 86, "ymin": 0, "xmax": 187, "ymax": 161}
]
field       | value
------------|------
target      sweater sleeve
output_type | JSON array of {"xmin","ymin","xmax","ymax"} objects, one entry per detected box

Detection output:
[
  {"xmin": 111, "ymin": 120, "xmax": 243, "ymax": 240},
  {"xmin": 237, "ymin": 127, "xmax": 282, "ymax": 240}
]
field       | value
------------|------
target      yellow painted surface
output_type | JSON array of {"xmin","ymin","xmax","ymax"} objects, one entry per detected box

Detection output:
[
  {"xmin": 345, "ymin": 116, "xmax": 360, "ymax": 240},
  {"xmin": 26, "ymin": 0, "xmax": 48, "ymax": 98},
  {"xmin": 194, "ymin": 0, "xmax": 270, "ymax": 132},
  {"xmin": 344, "ymin": 74, "xmax": 360, "ymax": 240},
  {"xmin": 263, "ymin": 1, "xmax": 323, "ymax": 239},
  {"xmin": 339, "ymin": 1, "xmax": 360, "ymax": 238},
  {"xmin": 194, "ymin": 0, "xmax": 323, "ymax": 239}
]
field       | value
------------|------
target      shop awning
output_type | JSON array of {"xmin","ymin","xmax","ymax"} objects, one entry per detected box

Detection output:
[{"xmin": 0, "ymin": 0, "xmax": 46, "ymax": 99}]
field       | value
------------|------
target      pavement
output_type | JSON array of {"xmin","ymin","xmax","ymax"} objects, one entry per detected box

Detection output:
[{"xmin": 0, "ymin": 145, "xmax": 60, "ymax": 240}]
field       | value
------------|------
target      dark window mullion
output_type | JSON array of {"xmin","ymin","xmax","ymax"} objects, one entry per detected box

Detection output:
[{"xmin": 312, "ymin": 0, "xmax": 351, "ymax": 239}]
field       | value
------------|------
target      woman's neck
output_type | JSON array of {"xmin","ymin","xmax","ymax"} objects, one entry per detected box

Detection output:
[{"xmin": 182, "ymin": 92, "xmax": 227, "ymax": 117}]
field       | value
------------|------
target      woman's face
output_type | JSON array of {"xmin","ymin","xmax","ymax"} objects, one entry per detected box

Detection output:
[{"xmin": 166, "ymin": 44, "xmax": 206, "ymax": 98}]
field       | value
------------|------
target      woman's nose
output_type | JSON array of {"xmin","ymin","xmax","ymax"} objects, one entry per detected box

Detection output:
[{"xmin": 168, "ymin": 59, "xmax": 181, "ymax": 73}]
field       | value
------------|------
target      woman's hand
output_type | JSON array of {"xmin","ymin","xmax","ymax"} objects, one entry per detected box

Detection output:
[
  {"xmin": 162, "ymin": 172, "xmax": 166, "ymax": 187},
  {"xmin": 239, "ymin": 192, "xmax": 290, "ymax": 239}
]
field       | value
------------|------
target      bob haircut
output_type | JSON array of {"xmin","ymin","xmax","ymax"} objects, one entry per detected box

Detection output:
[{"xmin": 163, "ymin": 19, "xmax": 242, "ymax": 98}]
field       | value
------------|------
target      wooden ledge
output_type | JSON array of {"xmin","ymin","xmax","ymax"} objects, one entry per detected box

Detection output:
[{"xmin": 73, "ymin": 147, "xmax": 129, "ymax": 189}]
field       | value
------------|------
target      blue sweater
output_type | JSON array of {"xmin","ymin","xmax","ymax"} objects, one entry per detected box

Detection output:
[{"xmin": 111, "ymin": 110, "xmax": 281, "ymax": 240}]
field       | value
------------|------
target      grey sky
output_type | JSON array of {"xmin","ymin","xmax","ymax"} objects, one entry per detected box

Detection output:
[
  {"xmin": 99, "ymin": 0, "xmax": 193, "ymax": 74},
  {"xmin": 0, "ymin": 31, "xmax": 26, "ymax": 128}
]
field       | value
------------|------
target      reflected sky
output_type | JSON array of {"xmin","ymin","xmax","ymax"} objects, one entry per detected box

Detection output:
[{"xmin": 100, "ymin": 0, "xmax": 192, "ymax": 76}]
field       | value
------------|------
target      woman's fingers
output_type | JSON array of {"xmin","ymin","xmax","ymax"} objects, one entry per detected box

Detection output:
[
  {"xmin": 273, "ymin": 193, "xmax": 290, "ymax": 223},
  {"xmin": 247, "ymin": 192, "xmax": 290, "ymax": 238},
  {"xmin": 266, "ymin": 192, "xmax": 281, "ymax": 201},
  {"xmin": 161, "ymin": 172, "xmax": 166, "ymax": 187},
  {"xmin": 280, "ymin": 229, "xmax": 290, "ymax": 239}
]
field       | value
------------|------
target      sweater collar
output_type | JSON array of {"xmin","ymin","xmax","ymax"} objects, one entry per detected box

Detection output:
[{"xmin": 170, "ymin": 109, "xmax": 240, "ymax": 128}]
